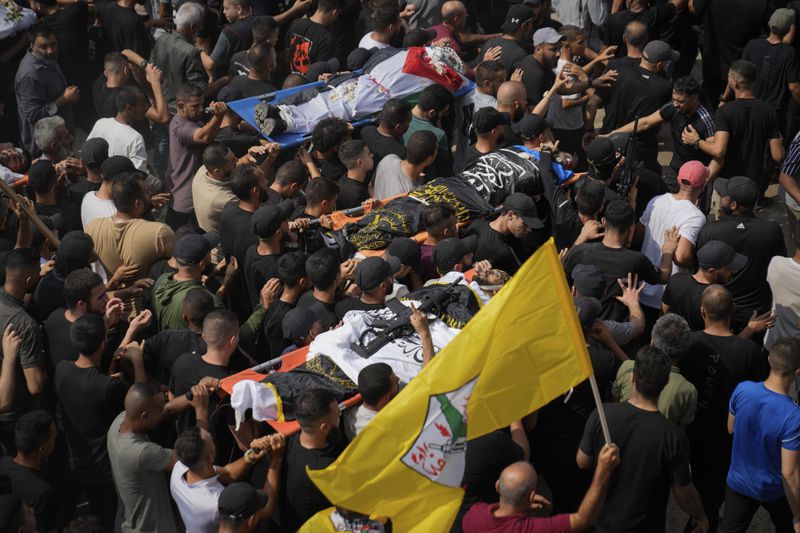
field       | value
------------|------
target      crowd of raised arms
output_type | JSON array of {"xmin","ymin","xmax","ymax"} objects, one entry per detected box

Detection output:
[{"xmin": 0, "ymin": 0, "xmax": 799, "ymax": 531}]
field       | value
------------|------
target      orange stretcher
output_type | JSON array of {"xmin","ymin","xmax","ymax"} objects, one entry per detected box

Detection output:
[{"xmin": 219, "ymin": 346, "xmax": 363, "ymax": 436}]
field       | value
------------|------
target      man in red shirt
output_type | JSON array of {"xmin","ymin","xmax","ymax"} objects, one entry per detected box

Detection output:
[{"xmin": 462, "ymin": 443, "xmax": 619, "ymax": 532}]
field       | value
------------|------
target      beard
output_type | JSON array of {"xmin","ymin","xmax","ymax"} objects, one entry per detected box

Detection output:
[
  {"xmin": 720, "ymin": 203, "xmax": 733, "ymax": 218},
  {"xmin": 326, "ymin": 425, "xmax": 343, "ymax": 447}
]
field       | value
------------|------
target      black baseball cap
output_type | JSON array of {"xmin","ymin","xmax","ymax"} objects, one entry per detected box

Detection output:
[
  {"xmin": 217, "ymin": 85, "xmax": 244, "ymax": 103},
  {"xmin": 251, "ymin": 200, "xmax": 293, "ymax": 239},
  {"xmin": 56, "ymin": 231, "xmax": 95, "ymax": 270},
  {"xmin": 101, "ymin": 156, "xmax": 136, "ymax": 182},
  {"xmin": 571, "ymin": 263, "xmax": 606, "ymax": 299},
  {"xmin": 501, "ymin": 4, "xmax": 534, "ymax": 33},
  {"xmin": 282, "ymin": 306, "xmax": 322, "ymax": 340},
  {"xmin": 512, "ymin": 114, "xmax": 550, "ymax": 140},
  {"xmin": 174, "ymin": 233, "xmax": 219, "ymax": 265},
  {"xmin": 713, "ymin": 176, "xmax": 759, "ymax": 209},
  {"xmin": 354, "ymin": 256, "xmax": 401, "ymax": 292},
  {"xmin": 473, "ymin": 108, "xmax": 510, "ymax": 134},
  {"xmin": 433, "ymin": 234, "xmax": 478, "ymax": 273},
  {"xmin": 574, "ymin": 295, "xmax": 602, "ymax": 331},
  {"xmin": 218, "ymin": 483, "xmax": 268, "ymax": 523},
  {"xmin": 586, "ymin": 138, "xmax": 619, "ymax": 167},
  {"xmin": 81, "ymin": 138, "xmax": 109, "ymax": 169},
  {"xmin": 697, "ymin": 240, "xmax": 747, "ymax": 271},
  {"xmin": 502, "ymin": 193, "xmax": 544, "ymax": 229},
  {"xmin": 387, "ymin": 237, "xmax": 420, "ymax": 269}
]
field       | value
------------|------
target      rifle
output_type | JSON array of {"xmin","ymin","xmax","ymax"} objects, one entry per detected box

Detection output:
[
  {"xmin": 350, "ymin": 281, "xmax": 459, "ymax": 358},
  {"xmin": 615, "ymin": 116, "xmax": 639, "ymax": 200}
]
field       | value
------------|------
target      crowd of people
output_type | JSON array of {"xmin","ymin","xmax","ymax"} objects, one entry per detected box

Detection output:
[{"xmin": 0, "ymin": 0, "xmax": 797, "ymax": 531}]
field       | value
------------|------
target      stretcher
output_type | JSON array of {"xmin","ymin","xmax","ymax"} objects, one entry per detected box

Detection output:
[
  {"xmin": 227, "ymin": 71, "xmax": 476, "ymax": 149},
  {"xmin": 220, "ymin": 346, "xmax": 363, "ymax": 437}
]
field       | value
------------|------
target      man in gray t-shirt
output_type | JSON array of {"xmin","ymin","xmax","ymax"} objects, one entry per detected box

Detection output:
[{"xmin": 107, "ymin": 382, "xmax": 208, "ymax": 532}]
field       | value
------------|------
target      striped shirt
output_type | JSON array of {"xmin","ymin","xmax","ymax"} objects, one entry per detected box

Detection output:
[{"xmin": 781, "ymin": 130, "xmax": 800, "ymax": 211}]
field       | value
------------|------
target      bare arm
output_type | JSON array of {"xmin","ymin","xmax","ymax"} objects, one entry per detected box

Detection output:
[
  {"xmin": 509, "ymin": 420, "xmax": 530, "ymax": 462},
  {"xmin": 672, "ymin": 483, "xmax": 709, "ymax": 532},
  {"xmin": 273, "ymin": 0, "xmax": 311, "ymax": 26},
  {"xmin": 192, "ymin": 102, "xmax": 227, "ymax": 144},
  {"xmin": 570, "ymin": 445, "xmax": 620, "ymax": 532},
  {"xmin": 789, "ymin": 82, "xmax": 800, "ymax": 105},
  {"xmin": 781, "ymin": 171, "xmax": 800, "ymax": 205},
  {"xmin": 770, "ymin": 137, "xmax": 786, "ymax": 165},
  {"xmin": 727, "ymin": 412, "xmax": 735, "ymax": 434},
  {"xmin": 410, "ymin": 305, "xmax": 435, "ymax": 367},
  {"xmin": 255, "ymin": 434, "xmax": 286, "ymax": 521},
  {"xmin": 0, "ymin": 324, "xmax": 20, "ymax": 412},
  {"xmin": 584, "ymin": 93, "xmax": 604, "ymax": 131},
  {"xmin": 781, "ymin": 448, "xmax": 800, "ymax": 524},
  {"xmin": 23, "ymin": 365, "xmax": 45, "ymax": 396},
  {"xmin": 144, "ymin": 65, "xmax": 169, "ymax": 124},
  {"xmin": 458, "ymin": 32, "xmax": 501, "ymax": 46},
  {"xmin": 673, "ymin": 238, "xmax": 696, "ymax": 269},
  {"xmin": 610, "ymin": 109, "xmax": 664, "ymax": 135},
  {"xmin": 657, "ymin": 227, "xmax": 680, "ymax": 284}
]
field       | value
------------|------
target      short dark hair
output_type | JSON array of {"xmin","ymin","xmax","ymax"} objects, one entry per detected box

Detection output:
[
  {"xmin": 422, "ymin": 204, "xmax": 456, "ymax": 236},
  {"xmin": 338, "ymin": 140, "xmax": 368, "ymax": 169},
  {"xmin": 406, "ymin": 130, "xmax": 438, "ymax": 165},
  {"xmin": 229, "ymin": 164, "xmax": 262, "ymax": 200},
  {"xmin": 252, "ymin": 15, "xmax": 278, "ymax": 43},
  {"xmin": 476, "ymin": 60, "xmax": 504, "ymax": 84},
  {"xmin": 5, "ymin": 247, "xmax": 40, "ymax": 278},
  {"xmin": 275, "ymin": 160, "xmax": 309, "ymax": 187},
  {"xmin": 14, "ymin": 410, "xmax": 53, "ymax": 454},
  {"xmin": 312, "ymin": 118, "xmax": 350, "ymax": 154},
  {"xmin": 673, "ymin": 76, "xmax": 700, "ymax": 96},
  {"xmin": 29, "ymin": 23, "xmax": 55, "ymax": 42},
  {"xmin": 28, "ymin": 159, "xmax": 57, "ymax": 196},
  {"xmin": 183, "ymin": 288, "xmax": 216, "ymax": 328},
  {"xmin": 248, "ymin": 41, "xmax": 275, "ymax": 69},
  {"xmin": 103, "ymin": 51, "xmax": 128, "ymax": 74},
  {"xmin": 111, "ymin": 172, "xmax": 147, "ymax": 213},
  {"xmin": 228, "ymin": 0, "xmax": 251, "ymax": 9},
  {"xmin": 633, "ymin": 346, "xmax": 671, "ymax": 401},
  {"xmin": 295, "ymin": 388, "xmax": 337, "ymax": 429},
  {"xmin": 603, "ymin": 199, "xmax": 634, "ymax": 232},
  {"xmin": 116, "ymin": 85, "xmax": 143, "ymax": 112},
  {"xmin": 202, "ymin": 143, "xmax": 231, "ymax": 170},
  {"xmin": 730, "ymin": 59, "xmax": 758, "ymax": 88},
  {"xmin": 202, "ymin": 310, "xmax": 240, "ymax": 347},
  {"xmin": 306, "ymin": 248, "xmax": 341, "ymax": 290},
  {"xmin": 277, "ymin": 251, "xmax": 308, "ymax": 287},
  {"xmin": 70, "ymin": 313, "xmax": 106, "ymax": 355},
  {"xmin": 64, "ymin": 269, "xmax": 104, "ymax": 309},
  {"xmin": 316, "ymin": 0, "xmax": 344, "ymax": 12},
  {"xmin": 378, "ymin": 98, "xmax": 412, "ymax": 127},
  {"xmin": 176, "ymin": 83, "xmax": 204, "ymax": 102},
  {"xmin": 417, "ymin": 84, "xmax": 453, "ymax": 113},
  {"xmin": 372, "ymin": 6, "xmax": 399, "ymax": 31},
  {"xmin": 358, "ymin": 363, "xmax": 394, "ymax": 405},
  {"xmin": 576, "ymin": 180, "xmax": 605, "ymax": 217},
  {"xmin": 305, "ymin": 177, "xmax": 339, "ymax": 206},
  {"xmin": 769, "ymin": 338, "xmax": 800, "ymax": 375},
  {"xmin": 174, "ymin": 427, "xmax": 207, "ymax": 469}
]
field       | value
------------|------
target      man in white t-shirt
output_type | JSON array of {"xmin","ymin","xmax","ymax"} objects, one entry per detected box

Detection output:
[
  {"xmin": 81, "ymin": 155, "xmax": 136, "ymax": 229},
  {"xmin": 358, "ymin": 6, "xmax": 400, "ymax": 50},
  {"xmin": 170, "ymin": 427, "xmax": 283, "ymax": 533},
  {"xmin": 639, "ymin": 160, "xmax": 707, "ymax": 310},
  {"xmin": 766, "ymin": 236, "xmax": 800, "ymax": 350},
  {"xmin": 87, "ymin": 85, "xmax": 151, "ymax": 173}
]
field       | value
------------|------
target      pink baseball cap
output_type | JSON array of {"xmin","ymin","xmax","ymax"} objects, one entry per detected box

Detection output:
[{"xmin": 678, "ymin": 161, "xmax": 709, "ymax": 189}]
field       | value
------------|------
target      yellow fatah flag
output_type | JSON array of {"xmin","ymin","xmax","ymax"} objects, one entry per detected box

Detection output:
[{"xmin": 308, "ymin": 238, "xmax": 593, "ymax": 532}]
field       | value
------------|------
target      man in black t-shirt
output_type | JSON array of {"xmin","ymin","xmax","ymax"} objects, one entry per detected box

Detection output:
[
  {"xmin": 662, "ymin": 240, "xmax": 746, "ymax": 331},
  {"xmin": 296, "ymin": 248, "xmax": 354, "ymax": 330},
  {"xmin": 263, "ymin": 252, "xmax": 309, "ymax": 358},
  {"xmin": 696, "ymin": 177, "xmax": 786, "ymax": 330},
  {"xmin": 227, "ymin": 42, "xmax": 277, "ymax": 98},
  {"xmin": 515, "ymin": 27, "xmax": 561, "ymax": 107},
  {"xmin": 279, "ymin": 389, "xmax": 346, "ymax": 531},
  {"xmin": 464, "ymin": 193, "xmax": 544, "ymax": 275},
  {"xmin": 0, "ymin": 411, "xmax": 61, "ymax": 532},
  {"xmin": 334, "ymin": 256, "xmax": 399, "ymax": 319},
  {"xmin": 478, "ymin": 5, "xmax": 534, "ymax": 77},
  {"xmin": 590, "ymin": 40, "xmax": 673, "ymax": 175},
  {"xmin": 336, "ymin": 140, "xmax": 372, "ymax": 210},
  {"xmin": 563, "ymin": 200, "xmax": 676, "ymax": 322},
  {"xmin": 243, "ymin": 201, "xmax": 292, "ymax": 311},
  {"xmin": 286, "ymin": 0, "xmax": 341, "ymax": 75},
  {"xmin": 360, "ymin": 98, "xmax": 410, "ymax": 170},
  {"xmin": 683, "ymin": 60, "xmax": 783, "ymax": 196},
  {"xmin": 680, "ymin": 285, "xmax": 766, "ymax": 532},
  {"xmin": 609, "ymin": 76, "xmax": 717, "ymax": 175},
  {"xmin": 101, "ymin": 0, "xmax": 151, "ymax": 58},
  {"xmin": 601, "ymin": 0, "xmax": 683, "ymax": 58},
  {"xmin": 578, "ymin": 347, "xmax": 709, "ymax": 532}
]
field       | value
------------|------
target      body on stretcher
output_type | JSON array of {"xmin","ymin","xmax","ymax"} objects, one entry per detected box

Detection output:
[{"xmin": 227, "ymin": 70, "xmax": 476, "ymax": 149}]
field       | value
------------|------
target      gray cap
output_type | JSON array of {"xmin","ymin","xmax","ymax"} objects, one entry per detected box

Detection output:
[
  {"xmin": 643, "ymin": 40, "xmax": 674, "ymax": 63},
  {"xmin": 533, "ymin": 27, "xmax": 564, "ymax": 47}
]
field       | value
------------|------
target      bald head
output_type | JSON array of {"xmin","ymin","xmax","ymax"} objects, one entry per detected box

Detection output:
[
  {"xmin": 497, "ymin": 81, "xmax": 526, "ymax": 106},
  {"xmin": 624, "ymin": 20, "xmax": 648, "ymax": 49},
  {"xmin": 701, "ymin": 284, "xmax": 734, "ymax": 322},
  {"xmin": 442, "ymin": 0, "xmax": 465, "ymax": 17},
  {"xmin": 124, "ymin": 382, "xmax": 163, "ymax": 417},
  {"xmin": 497, "ymin": 462, "xmax": 537, "ymax": 508}
]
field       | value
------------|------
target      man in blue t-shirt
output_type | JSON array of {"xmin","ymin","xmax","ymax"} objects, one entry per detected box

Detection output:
[{"xmin": 721, "ymin": 337, "xmax": 800, "ymax": 532}]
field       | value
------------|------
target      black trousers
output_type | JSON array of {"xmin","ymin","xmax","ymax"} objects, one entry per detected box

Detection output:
[{"xmin": 718, "ymin": 485, "xmax": 794, "ymax": 533}]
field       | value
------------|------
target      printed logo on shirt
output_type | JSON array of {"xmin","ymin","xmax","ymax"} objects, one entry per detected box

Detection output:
[
  {"xmin": 401, "ymin": 378, "xmax": 476, "ymax": 487},
  {"xmin": 289, "ymin": 34, "xmax": 311, "ymax": 74},
  {"xmin": 736, "ymin": 223, "xmax": 746, "ymax": 230}
]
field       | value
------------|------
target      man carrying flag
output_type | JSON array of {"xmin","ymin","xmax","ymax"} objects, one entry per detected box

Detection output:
[{"xmin": 306, "ymin": 239, "xmax": 619, "ymax": 531}]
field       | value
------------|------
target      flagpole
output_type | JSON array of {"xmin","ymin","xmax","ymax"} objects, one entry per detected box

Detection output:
[{"xmin": 588, "ymin": 374, "xmax": 612, "ymax": 445}]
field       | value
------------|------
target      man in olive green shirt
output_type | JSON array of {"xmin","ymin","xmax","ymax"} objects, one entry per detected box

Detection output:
[{"xmin": 613, "ymin": 314, "xmax": 698, "ymax": 427}]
